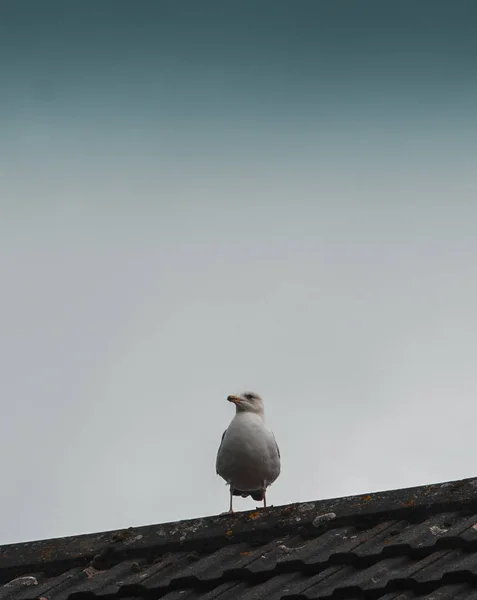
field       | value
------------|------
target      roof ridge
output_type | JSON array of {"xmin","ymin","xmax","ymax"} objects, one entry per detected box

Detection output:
[{"xmin": 1, "ymin": 476, "xmax": 477, "ymax": 584}]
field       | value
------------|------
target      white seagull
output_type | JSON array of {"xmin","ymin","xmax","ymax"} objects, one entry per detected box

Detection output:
[{"xmin": 216, "ymin": 391, "xmax": 281, "ymax": 513}]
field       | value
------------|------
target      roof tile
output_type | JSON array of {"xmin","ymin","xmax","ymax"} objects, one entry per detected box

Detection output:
[{"xmin": 4, "ymin": 477, "xmax": 477, "ymax": 599}]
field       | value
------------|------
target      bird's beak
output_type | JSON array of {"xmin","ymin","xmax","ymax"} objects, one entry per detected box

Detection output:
[{"xmin": 227, "ymin": 395, "xmax": 242, "ymax": 404}]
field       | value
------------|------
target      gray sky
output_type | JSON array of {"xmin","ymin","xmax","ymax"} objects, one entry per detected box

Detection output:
[{"xmin": 1, "ymin": 0, "xmax": 477, "ymax": 544}]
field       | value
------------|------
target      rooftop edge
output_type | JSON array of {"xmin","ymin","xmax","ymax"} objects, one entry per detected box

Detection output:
[{"xmin": 1, "ymin": 475, "xmax": 477, "ymax": 584}]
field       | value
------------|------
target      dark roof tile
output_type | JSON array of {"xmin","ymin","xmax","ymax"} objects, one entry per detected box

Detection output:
[{"xmin": 4, "ymin": 477, "xmax": 477, "ymax": 599}]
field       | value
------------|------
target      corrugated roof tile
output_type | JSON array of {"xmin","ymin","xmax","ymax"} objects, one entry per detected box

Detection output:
[{"xmin": 4, "ymin": 477, "xmax": 477, "ymax": 600}]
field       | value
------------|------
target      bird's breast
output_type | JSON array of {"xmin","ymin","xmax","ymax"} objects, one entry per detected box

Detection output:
[{"xmin": 216, "ymin": 414, "xmax": 280, "ymax": 490}]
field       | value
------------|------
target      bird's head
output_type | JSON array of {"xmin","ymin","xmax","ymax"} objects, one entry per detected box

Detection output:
[{"xmin": 227, "ymin": 391, "xmax": 265, "ymax": 415}]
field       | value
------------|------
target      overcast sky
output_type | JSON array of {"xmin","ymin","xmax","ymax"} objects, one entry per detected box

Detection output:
[{"xmin": 1, "ymin": 0, "xmax": 477, "ymax": 545}]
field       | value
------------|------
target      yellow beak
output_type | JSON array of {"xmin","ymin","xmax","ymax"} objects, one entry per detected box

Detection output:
[{"xmin": 227, "ymin": 395, "xmax": 242, "ymax": 404}]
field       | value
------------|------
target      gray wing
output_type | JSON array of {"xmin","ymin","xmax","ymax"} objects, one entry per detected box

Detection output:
[
  {"xmin": 216, "ymin": 430, "xmax": 227, "ymax": 474},
  {"xmin": 272, "ymin": 432, "xmax": 280, "ymax": 459}
]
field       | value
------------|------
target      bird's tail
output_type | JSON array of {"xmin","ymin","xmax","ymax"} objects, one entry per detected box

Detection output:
[{"xmin": 232, "ymin": 488, "xmax": 264, "ymax": 501}]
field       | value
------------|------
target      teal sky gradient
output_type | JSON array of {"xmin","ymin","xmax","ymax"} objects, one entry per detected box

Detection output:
[{"xmin": 1, "ymin": 0, "xmax": 477, "ymax": 544}]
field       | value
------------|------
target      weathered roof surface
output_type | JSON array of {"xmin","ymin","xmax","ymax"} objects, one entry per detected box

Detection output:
[{"xmin": 3, "ymin": 477, "xmax": 477, "ymax": 599}]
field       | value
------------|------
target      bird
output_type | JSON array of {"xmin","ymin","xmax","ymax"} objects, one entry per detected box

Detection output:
[{"xmin": 216, "ymin": 391, "xmax": 281, "ymax": 513}]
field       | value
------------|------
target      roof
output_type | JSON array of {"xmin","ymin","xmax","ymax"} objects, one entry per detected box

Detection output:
[{"xmin": 3, "ymin": 477, "xmax": 477, "ymax": 600}]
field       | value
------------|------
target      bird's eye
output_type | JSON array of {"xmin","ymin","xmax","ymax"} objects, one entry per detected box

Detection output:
[{"xmin": 244, "ymin": 393, "xmax": 254, "ymax": 400}]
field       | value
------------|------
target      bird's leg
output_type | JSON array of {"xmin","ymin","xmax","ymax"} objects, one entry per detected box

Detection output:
[
  {"xmin": 263, "ymin": 488, "xmax": 267, "ymax": 509},
  {"xmin": 228, "ymin": 487, "xmax": 234, "ymax": 513}
]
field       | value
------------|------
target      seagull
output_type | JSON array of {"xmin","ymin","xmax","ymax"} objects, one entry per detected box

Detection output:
[{"xmin": 216, "ymin": 391, "xmax": 281, "ymax": 513}]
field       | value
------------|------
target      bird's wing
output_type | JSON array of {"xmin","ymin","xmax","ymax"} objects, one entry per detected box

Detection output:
[
  {"xmin": 216, "ymin": 430, "xmax": 227, "ymax": 474},
  {"xmin": 272, "ymin": 431, "xmax": 280, "ymax": 459}
]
